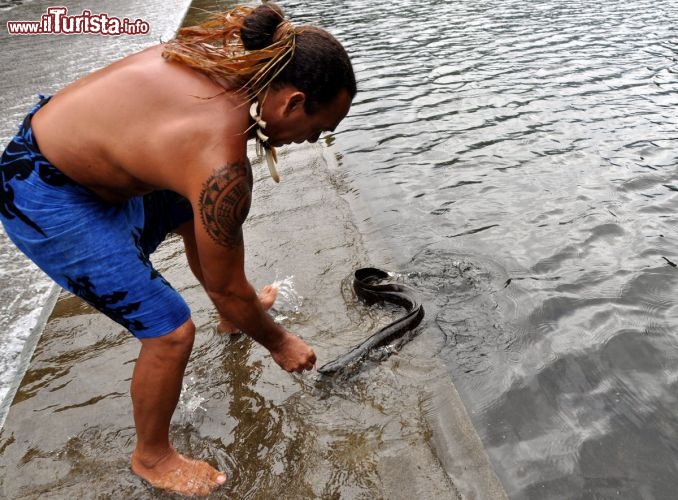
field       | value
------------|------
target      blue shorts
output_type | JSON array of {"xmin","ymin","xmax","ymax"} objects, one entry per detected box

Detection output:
[{"xmin": 0, "ymin": 95, "xmax": 192, "ymax": 338}]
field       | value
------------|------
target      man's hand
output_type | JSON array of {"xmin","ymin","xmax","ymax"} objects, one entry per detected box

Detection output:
[{"xmin": 269, "ymin": 332, "xmax": 317, "ymax": 372}]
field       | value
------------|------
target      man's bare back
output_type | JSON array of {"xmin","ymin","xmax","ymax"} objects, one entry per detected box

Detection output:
[{"xmin": 31, "ymin": 45, "xmax": 250, "ymax": 205}]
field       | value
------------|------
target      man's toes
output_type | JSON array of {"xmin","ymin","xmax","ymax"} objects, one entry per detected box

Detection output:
[{"xmin": 259, "ymin": 285, "xmax": 279, "ymax": 309}]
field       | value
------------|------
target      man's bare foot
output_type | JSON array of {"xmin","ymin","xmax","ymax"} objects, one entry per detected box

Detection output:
[
  {"xmin": 131, "ymin": 448, "xmax": 226, "ymax": 497},
  {"xmin": 217, "ymin": 284, "xmax": 279, "ymax": 334}
]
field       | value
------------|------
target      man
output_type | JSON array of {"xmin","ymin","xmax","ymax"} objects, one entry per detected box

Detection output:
[{"xmin": 0, "ymin": 3, "xmax": 356, "ymax": 496}]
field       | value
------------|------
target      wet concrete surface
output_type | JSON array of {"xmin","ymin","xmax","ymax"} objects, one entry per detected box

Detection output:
[{"xmin": 0, "ymin": 143, "xmax": 506, "ymax": 499}]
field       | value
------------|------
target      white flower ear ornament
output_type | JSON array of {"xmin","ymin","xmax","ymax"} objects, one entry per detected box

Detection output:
[{"xmin": 249, "ymin": 101, "xmax": 280, "ymax": 183}]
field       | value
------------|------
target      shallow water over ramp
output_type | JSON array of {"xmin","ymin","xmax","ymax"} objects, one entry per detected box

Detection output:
[{"xmin": 0, "ymin": 143, "xmax": 488, "ymax": 498}]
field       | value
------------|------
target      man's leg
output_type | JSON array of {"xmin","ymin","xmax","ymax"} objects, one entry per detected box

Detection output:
[
  {"xmin": 174, "ymin": 221, "xmax": 278, "ymax": 333},
  {"xmin": 130, "ymin": 318, "xmax": 227, "ymax": 496}
]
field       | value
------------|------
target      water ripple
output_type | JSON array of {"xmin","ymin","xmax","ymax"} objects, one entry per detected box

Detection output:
[{"xmin": 298, "ymin": 0, "xmax": 678, "ymax": 497}]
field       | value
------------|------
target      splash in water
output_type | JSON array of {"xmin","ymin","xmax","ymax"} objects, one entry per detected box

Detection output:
[
  {"xmin": 177, "ymin": 375, "xmax": 206, "ymax": 425},
  {"xmin": 270, "ymin": 275, "xmax": 303, "ymax": 322}
]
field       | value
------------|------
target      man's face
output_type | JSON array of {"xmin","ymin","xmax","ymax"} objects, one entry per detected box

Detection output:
[{"xmin": 263, "ymin": 88, "xmax": 352, "ymax": 147}]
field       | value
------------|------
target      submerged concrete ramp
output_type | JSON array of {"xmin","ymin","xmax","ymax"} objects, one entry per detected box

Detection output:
[{"xmin": 0, "ymin": 143, "xmax": 506, "ymax": 499}]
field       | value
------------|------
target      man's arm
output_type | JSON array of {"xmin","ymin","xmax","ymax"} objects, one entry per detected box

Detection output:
[{"xmin": 188, "ymin": 159, "xmax": 316, "ymax": 372}]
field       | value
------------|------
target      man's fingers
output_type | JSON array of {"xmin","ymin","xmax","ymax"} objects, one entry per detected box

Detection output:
[
  {"xmin": 305, "ymin": 352, "xmax": 316, "ymax": 371},
  {"xmin": 287, "ymin": 361, "xmax": 314, "ymax": 373}
]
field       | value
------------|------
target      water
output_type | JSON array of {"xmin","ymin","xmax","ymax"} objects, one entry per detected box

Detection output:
[
  {"xmin": 2, "ymin": 0, "xmax": 678, "ymax": 497},
  {"xmin": 0, "ymin": 0, "xmax": 191, "ymax": 425},
  {"xmin": 289, "ymin": 0, "xmax": 678, "ymax": 497},
  {"xmin": 271, "ymin": 275, "xmax": 304, "ymax": 322}
]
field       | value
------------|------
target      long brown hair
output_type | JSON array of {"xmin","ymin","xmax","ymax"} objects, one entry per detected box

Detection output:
[{"xmin": 162, "ymin": 2, "xmax": 356, "ymax": 112}]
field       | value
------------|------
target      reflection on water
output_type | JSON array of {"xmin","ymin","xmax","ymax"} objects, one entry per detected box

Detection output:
[
  {"xmin": 299, "ymin": 0, "xmax": 678, "ymax": 497},
  {"xmin": 0, "ymin": 0, "xmax": 23, "ymax": 10}
]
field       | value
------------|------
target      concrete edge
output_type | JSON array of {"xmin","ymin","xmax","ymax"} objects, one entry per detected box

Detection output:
[
  {"xmin": 424, "ymin": 378, "xmax": 508, "ymax": 500},
  {"xmin": 0, "ymin": 282, "xmax": 60, "ymax": 429}
]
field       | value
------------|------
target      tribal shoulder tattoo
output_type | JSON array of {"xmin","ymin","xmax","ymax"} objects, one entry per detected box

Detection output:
[{"xmin": 199, "ymin": 161, "xmax": 252, "ymax": 248}]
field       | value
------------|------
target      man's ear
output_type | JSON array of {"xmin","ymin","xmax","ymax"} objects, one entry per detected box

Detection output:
[{"xmin": 284, "ymin": 91, "xmax": 306, "ymax": 115}]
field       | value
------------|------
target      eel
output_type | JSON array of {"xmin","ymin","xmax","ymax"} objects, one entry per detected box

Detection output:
[{"xmin": 317, "ymin": 267, "xmax": 425, "ymax": 376}]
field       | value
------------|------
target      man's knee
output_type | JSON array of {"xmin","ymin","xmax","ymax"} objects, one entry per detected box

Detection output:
[
  {"xmin": 140, "ymin": 319, "xmax": 196, "ymax": 358},
  {"xmin": 170, "ymin": 318, "xmax": 195, "ymax": 344}
]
